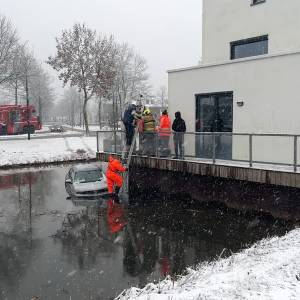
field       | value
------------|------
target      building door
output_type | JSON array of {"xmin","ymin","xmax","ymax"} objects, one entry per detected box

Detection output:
[{"xmin": 196, "ymin": 92, "xmax": 233, "ymax": 159}]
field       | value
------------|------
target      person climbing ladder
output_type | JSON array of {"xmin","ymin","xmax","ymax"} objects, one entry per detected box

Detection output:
[{"xmin": 106, "ymin": 155, "xmax": 127, "ymax": 194}]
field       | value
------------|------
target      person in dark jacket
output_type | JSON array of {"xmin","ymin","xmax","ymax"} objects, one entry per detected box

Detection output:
[
  {"xmin": 122, "ymin": 104, "xmax": 137, "ymax": 147},
  {"xmin": 172, "ymin": 111, "xmax": 186, "ymax": 159}
]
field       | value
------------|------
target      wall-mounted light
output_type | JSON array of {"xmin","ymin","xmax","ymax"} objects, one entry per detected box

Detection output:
[{"xmin": 236, "ymin": 101, "xmax": 244, "ymax": 107}]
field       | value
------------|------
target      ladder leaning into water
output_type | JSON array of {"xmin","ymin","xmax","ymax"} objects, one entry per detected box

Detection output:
[
  {"xmin": 119, "ymin": 122, "xmax": 140, "ymax": 200},
  {"xmin": 119, "ymin": 99, "xmax": 145, "ymax": 200}
]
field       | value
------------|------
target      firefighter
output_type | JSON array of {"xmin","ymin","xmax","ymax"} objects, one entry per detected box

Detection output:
[
  {"xmin": 106, "ymin": 155, "xmax": 127, "ymax": 194},
  {"xmin": 142, "ymin": 108, "xmax": 156, "ymax": 156}
]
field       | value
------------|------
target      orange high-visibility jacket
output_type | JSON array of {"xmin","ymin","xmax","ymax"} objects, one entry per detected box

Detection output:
[
  {"xmin": 159, "ymin": 115, "xmax": 171, "ymax": 136},
  {"xmin": 106, "ymin": 156, "xmax": 126, "ymax": 193},
  {"xmin": 107, "ymin": 156, "xmax": 126, "ymax": 174}
]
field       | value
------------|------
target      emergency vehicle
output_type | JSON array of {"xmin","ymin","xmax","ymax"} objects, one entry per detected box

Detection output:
[{"xmin": 0, "ymin": 105, "xmax": 41, "ymax": 135}]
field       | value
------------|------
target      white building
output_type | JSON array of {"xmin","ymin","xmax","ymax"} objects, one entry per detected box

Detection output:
[{"xmin": 168, "ymin": 0, "xmax": 300, "ymax": 164}]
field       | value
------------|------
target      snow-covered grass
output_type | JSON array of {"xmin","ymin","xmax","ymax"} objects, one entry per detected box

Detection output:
[
  {"xmin": 0, "ymin": 136, "xmax": 97, "ymax": 167},
  {"xmin": 64, "ymin": 124, "xmax": 102, "ymax": 132},
  {"xmin": 118, "ymin": 228, "xmax": 300, "ymax": 300}
]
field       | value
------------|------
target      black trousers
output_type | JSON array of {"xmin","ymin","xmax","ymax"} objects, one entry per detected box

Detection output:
[
  {"xmin": 124, "ymin": 123, "xmax": 134, "ymax": 146},
  {"xmin": 173, "ymin": 132, "xmax": 184, "ymax": 158}
]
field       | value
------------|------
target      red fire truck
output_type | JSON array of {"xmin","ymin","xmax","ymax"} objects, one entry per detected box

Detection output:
[{"xmin": 0, "ymin": 105, "xmax": 41, "ymax": 135}]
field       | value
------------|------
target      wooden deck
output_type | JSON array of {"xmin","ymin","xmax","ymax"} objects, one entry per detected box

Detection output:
[{"xmin": 97, "ymin": 152, "xmax": 300, "ymax": 188}]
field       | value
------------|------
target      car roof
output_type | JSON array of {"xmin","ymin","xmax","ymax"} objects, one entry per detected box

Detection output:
[{"xmin": 72, "ymin": 164, "xmax": 102, "ymax": 172}]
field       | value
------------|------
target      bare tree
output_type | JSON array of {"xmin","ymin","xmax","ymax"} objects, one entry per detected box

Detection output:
[
  {"xmin": 55, "ymin": 87, "xmax": 81, "ymax": 125},
  {"xmin": 47, "ymin": 23, "xmax": 118, "ymax": 134},
  {"xmin": 157, "ymin": 85, "xmax": 168, "ymax": 108},
  {"xmin": 0, "ymin": 15, "xmax": 19, "ymax": 85},
  {"xmin": 107, "ymin": 43, "xmax": 150, "ymax": 123},
  {"xmin": 27, "ymin": 63, "xmax": 54, "ymax": 123}
]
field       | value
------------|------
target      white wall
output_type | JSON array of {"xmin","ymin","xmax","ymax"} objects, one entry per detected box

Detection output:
[
  {"xmin": 168, "ymin": 52, "xmax": 300, "ymax": 162},
  {"xmin": 202, "ymin": 0, "xmax": 300, "ymax": 63}
]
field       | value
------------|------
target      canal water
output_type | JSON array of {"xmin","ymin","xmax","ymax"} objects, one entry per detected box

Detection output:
[{"xmin": 0, "ymin": 164, "xmax": 295, "ymax": 300}]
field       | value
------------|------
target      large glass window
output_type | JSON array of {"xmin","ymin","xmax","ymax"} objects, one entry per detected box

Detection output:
[
  {"xmin": 230, "ymin": 35, "xmax": 268, "ymax": 60},
  {"xmin": 195, "ymin": 92, "xmax": 233, "ymax": 160}
]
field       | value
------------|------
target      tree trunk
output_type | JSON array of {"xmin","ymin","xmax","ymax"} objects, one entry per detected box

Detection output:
[
  {"xmin": 38, "ymin": 96, "xmax": 42, "ymax": 125},
  {"xmin": 83, "ymin": 89, "xmax": 89, "ymax": 134},
  {"xmin": 98, "ymin": 98, "xmax": 102, "ymax": 130},
  {"xmin": 15, "ymin": 77, "xmax": 18, "ymax": 105}
]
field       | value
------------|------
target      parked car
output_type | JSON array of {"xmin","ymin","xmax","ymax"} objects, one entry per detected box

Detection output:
[
  {"xmin": 50, "ymin": 124, "xmax": 64, "ymax": 132},
  {"xmin": 65, "ymin": 164, "xmax": 108, "ymax": 198}
]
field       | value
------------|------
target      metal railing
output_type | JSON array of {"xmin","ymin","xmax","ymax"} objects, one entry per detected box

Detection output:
[{"xmin": 96, "ymin": 131, "xmax": 300, "ymax": 172}]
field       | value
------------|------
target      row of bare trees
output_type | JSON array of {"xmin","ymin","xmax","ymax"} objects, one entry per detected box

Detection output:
[
  {"xmin": 0, "ymin": 15, "xmax": 54, "ymax": 122},
  {"xmin": 47, "ymin": 23, "xmax": 150, "ymax": 133}
]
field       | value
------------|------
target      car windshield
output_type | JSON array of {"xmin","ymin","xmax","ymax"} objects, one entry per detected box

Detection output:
[{"xmin": 74, "ymin": 170, "xmax": 103, "ymax": 183}]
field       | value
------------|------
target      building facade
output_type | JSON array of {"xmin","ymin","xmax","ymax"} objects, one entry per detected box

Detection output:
[
  {"xmin": 202, "ymin": 0, "xmax": 300, "ymax": 63},
  {"xmin": 168, "ymin": 0, "xmax": 300, "ymax": 163}
]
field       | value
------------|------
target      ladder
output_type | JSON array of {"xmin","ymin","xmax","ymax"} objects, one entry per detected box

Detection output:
[{"xmin": 119, "ymin": 104, "xmax": 144, "ymax": 200}]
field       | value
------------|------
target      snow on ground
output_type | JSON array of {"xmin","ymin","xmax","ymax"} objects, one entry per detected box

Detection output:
[
  {"xmin": 0, "ymin": 136, "xmax": 97, "ymax": 167},
  {"xmin": 118, "ymin": 228, "xmax": 300, "ymax": 300},
  {"xmin": 64, "ymin": 124, "xmax": 102, "ymax": 132}
]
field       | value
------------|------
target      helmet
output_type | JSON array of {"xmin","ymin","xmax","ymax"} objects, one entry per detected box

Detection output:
[{"xmin": 143, "ymin": 108, "xmax": 151, "ymax": 116}]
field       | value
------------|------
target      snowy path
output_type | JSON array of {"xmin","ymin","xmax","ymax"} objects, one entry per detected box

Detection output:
[
  {"xmin": 0, "ymin": 136, "xmax": 97, "ymax": 167},
  {"xmin": 119, "ymin": 228, "xmax": 300, "ymax": 300}
]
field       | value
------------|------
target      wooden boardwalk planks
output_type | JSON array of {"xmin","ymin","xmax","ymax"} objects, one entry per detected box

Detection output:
[{"xmin": 97, "ymin": 152, "xmax": 300, "ymax": 189}]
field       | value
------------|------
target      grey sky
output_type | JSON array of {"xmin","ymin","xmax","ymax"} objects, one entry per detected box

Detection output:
[{"xmin": 0, "ymin": 0, "xmax": 202, "ymax": 95}]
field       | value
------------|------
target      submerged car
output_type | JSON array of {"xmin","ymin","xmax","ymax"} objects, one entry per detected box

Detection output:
[
  {"xmin": 65, "ymin": 164, "xmax": 108, "ymax": 198},
  {"xmin": 50, "ymin": 124, "xmax": 64, "ymax": 132}
]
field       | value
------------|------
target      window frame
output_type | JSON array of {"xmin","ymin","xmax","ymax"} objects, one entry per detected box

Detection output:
[{"xmin": 230, "ymin": 35, "xmax": 268, "ymax": 60}]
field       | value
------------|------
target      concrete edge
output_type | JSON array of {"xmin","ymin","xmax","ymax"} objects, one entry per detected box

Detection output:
[{"xmin": 0, "ymin": 158, "xmax": 98, "ymax": 171}]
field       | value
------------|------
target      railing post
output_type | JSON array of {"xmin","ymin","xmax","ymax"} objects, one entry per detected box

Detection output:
[
  {"xmin": 156, "ymin": 133, "xmax": 159, "ymax": 158},
  {"xmin": 96, "ymin": 131, "xmax": 99, "ymax": 153},
  {"xmin": 294, "ymin": 135, "xmax": 297, "ymax": 172},
  {"xmin": 114, "ymin": 131, "xmax": 117, "ymax": 153},
  {"xmin": 212, "ymin": 132, "xmax": 216, "ymax": 164},
  {"xmin": 249, "ymin": 134, "xmax": 253, "ymax": 168}
]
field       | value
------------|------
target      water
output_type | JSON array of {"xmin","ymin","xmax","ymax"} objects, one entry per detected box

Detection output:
[{"xmin": 0, "ymin": 164, "xmax": 295, "ymax": 300}]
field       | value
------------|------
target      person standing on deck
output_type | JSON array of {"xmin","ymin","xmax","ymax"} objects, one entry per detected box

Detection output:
[
  {"xmin": 158, "ymin": 110, "xmax": 171, "ymax": 155},
  {"xmin": 172, "ymin": 111, "xmax": 186, "ymax": 159},
  {"xmin": 122, "ymin": 103, "xmax": 138, "ymax": 147},
  {"xmin": 142, "ymin": 108, "xmax": 156, "ymax": 156}
]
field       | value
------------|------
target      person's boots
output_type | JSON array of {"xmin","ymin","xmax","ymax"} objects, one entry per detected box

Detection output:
[{"xmin": 114, "ymin": 186, "xmax": 121, "ymax": 195}]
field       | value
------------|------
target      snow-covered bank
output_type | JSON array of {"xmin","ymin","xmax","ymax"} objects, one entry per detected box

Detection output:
[
  {"xmin": 119, "ymin": 228, "xmax": 300, "ymax": 300},
  {"xmin": 0, "ymin": 136, "xmax": 97, "ymax": 167}
]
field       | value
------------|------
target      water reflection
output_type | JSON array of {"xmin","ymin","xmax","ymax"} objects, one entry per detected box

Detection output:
[{"xmin": 0, "ymin": 166, "xmax": 296, "ymax": 300}]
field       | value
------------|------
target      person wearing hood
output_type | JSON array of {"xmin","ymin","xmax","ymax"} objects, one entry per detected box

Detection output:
[
  {"xmin": 172, "ymin": 111, "xmax": 186, "ymax": 159},
  {"xmin": 122, "ymin": 103, "xmax": 142, "ymax": 148},
  {"xmin": 106, "ymin": 155, "xmax": 127, "ymax": 194}
]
